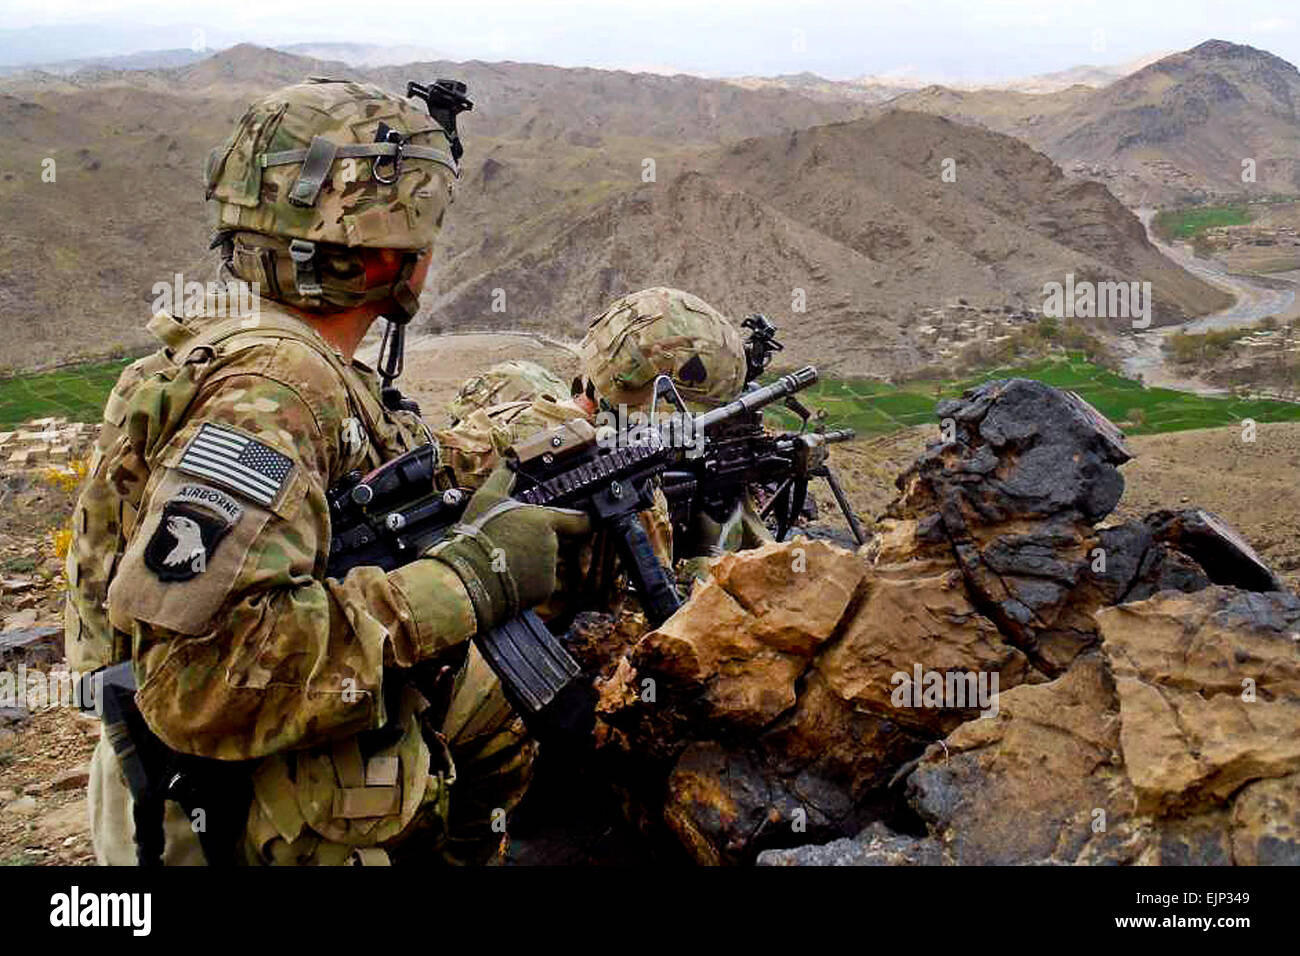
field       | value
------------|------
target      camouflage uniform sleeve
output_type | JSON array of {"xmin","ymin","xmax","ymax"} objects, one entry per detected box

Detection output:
[{"xmin": 106, "ymin": 370, "xmax": 476, "ymax": 761}]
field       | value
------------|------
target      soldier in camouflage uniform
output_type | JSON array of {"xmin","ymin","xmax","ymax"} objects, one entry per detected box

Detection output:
[
  {"xmin": 446, "ymin": 360, "xmax": 569, "ymax": 425},
  {"xmin": 579, "ymin": 287, "xmax": 747, "ymax": 413},
  {"xmin": 579, "ymin": 287, "xmax": 771, "ymax": 563},
  {"xmin": 433, "ymin": 287, "xmax": 762, "ymax": 605},
  {"xmin": 69, "ymin": 79, "xmax": 588, "ymax": 866},
  {"xmin": 438, "ymin": 287, "xmax": 749, "ymax": 484}
]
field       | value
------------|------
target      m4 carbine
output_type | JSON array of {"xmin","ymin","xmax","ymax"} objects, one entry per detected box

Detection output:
[{"xmin": 325, "ymin": 367, "xmax": 827, "ymax": 731}]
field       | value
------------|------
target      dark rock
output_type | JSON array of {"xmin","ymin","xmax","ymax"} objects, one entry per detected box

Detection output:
[
  {"xmin": 1145, "ymin": 509, "xmax": 1286, "ymax": 593},
  {"xmin": 1124, "ymin": 544, "xmax": 1212, "ymax": 602},
  {"xmin": 1088, "ymin": 521, "xmax": 1154, "ymax": 602},
  {"xmin": 0, "ymin": 625, "xmax": 63, "ymax": 669},
  {"xmin": 756, "ymin": 822, "xmax": 942, "ymax": 866},
  {"xmin": 898, "ymin": 380, "xmax": 1131, "ymax": 526},
  {"xmin": 664, "ymin": 741, "xmax": 853, "ymax": 865}
]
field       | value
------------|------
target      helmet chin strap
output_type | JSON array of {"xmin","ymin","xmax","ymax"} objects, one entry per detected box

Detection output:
[{"xmin": 376, "ymin": 258, "xmax": 424, "ymax": 413}]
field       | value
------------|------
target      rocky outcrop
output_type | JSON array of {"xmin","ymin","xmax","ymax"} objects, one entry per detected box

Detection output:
[
  {"xmin": 756, "ymin": 822, "xmax": 942, "ymax": 867},
  {"xmin": 889, "ymin": 586, "xmax": 1300, "ymax": 866},
  {"xmin": 584, "ymin": 378, "xmax": 1295, "ymax": 865},
  {"xmin": 1100, "ymin": 588, "xmax": 1300, "ymax": 815}
]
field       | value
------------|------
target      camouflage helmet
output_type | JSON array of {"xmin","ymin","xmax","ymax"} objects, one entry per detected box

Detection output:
[
  {"xmin": 447, "ymin": 360, "xmax": 568, "ymax": 423},
  {"xmin": 580, "ymin": 288, "xmax": 746, "ymax": 409},
  {"xmin": 204, "ymin": 78, "xmax": 459, "ymax": 316}
]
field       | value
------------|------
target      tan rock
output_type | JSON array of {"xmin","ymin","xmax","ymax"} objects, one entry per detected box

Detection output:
[
  {"xmin": 818, "ymin": 559, "xmax": 1036, "ymax": 734},
  {"xmin": 1230, "ymin": 772, "xmax": 1300, "ymax": 865},
  {"xmin": 630, "ymin": 539, "xmax": 867, "ymax": 731},
  {"xmin": 50, "ymin": 765, "xmax": 91, "ymax": 792},
  {"xmin": 634, "ymin": 579, "xmax": 762, "ymax": 684},
  {"xmin": 708, "ymin": 537, "xmax": 867, "ymax": 656},
  {"xmin": 594, "ymin": 656, "xmax": 639, "ymax": 714},
  {"xmin": 703, "ymin": 651, "xmax": 804, "ymax": 729},
  {"xmin": 866, "ymin": 517, "xmax": 955, "ymax": 569},
  {"xmin": 1097, "ymin": 587, "xmax": 1300, "ymax": 813},
  {"xmin": 3, "ymin": 795, "xmax": 38, "ymax": 815},
  {"xmin": 760, "ymin": 671, "xmax": 929, "ymax": 798},
  {"xmin": 906, "ymin": 654, "xmax": 1146, "ymax": 865},
  {"xmin": 3, "ymin": 608, "xmax": 39, "ymax": 630}
]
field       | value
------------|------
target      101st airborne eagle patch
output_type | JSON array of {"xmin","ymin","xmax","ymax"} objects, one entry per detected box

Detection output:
[
  {"xmin": 146, "ymin": 502, "xmax": 236, "ymax": 582},
  {"xmin": 143, "ymin": 491, "xmax": 239, "ymax": 582},
  {"xmin": 174, "ymin": 423, "xmax": 294, "ymax": 508}
]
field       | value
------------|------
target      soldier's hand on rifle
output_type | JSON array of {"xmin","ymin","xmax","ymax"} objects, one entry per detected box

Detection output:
[{"xmin": 431, "ymin": 465, "xmax": 591, "ymax": 631}]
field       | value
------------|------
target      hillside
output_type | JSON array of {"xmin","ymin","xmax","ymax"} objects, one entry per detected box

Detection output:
[
  {"xmin": 1042, "ymin": 40, "xmax": 1300, "ymax": 204},
  {"xmin": 436, "ymin": 109, "xmax": 1232, "ymax": 375},
  {"xmin": 727, "ymin": 51, "xmax": 1169, "ymax": 102},
  {"xmin": 890, "ymin": 40, "xmax": 1300, "ymax": 206},
  {"xmin": 0, "ymin": 45, "xmax": 871, "ymax": 372},
  {"xmin": 0, "ymin": 43, "xmax": 1231, "ymax": 374}
]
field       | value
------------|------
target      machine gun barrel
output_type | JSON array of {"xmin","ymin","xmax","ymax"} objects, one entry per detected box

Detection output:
[{"xmin": 692, "ymin": 366, "xmax": 818, "ymax": 432}]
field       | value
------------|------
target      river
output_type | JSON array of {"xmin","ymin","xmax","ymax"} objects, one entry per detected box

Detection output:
[{"xmin": 1117, "ymin": 208, "xmax": 1297, "ymax": 395}]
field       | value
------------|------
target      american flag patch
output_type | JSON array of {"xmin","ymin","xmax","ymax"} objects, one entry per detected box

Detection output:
[{"xmin": 176, "ymin": 424, "xmax": 294, "ymax": 508}]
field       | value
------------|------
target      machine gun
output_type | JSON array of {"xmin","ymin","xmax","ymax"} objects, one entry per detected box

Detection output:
[
  {"xmin": 329, "ymin": 367, "xmax": 822, "ymax": 616},
  {"xmin": 658, "ymin": 312, "xmax": 867, "ymax": 546},
  {"xmin": 660, "ymin": 422, "xmax": 864, "ymax": 547},
  {"xmin": 326, "ymin": 366, "xmax": 826, "ymax": 729}
]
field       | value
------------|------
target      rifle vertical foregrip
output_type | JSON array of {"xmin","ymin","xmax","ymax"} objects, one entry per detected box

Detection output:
[{"xmin": 610, "ymin": 510, "xmax": 682, "ymax": 626}]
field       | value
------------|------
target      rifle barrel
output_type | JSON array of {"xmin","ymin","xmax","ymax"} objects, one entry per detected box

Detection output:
[{"xmin": 693, "ymin": 366, "xmax": 818, "ymax": 432}]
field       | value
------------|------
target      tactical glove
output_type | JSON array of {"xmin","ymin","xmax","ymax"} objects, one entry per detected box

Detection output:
[{"xmin": 432, "ymin": 465, "xmax": 591, "ymax": 631}]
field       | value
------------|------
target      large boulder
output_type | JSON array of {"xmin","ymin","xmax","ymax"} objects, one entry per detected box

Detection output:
[
  {"xmin": 580, "ymin": 379, "xmax": 1294, "ymax": 865},
  {"xmin": 892, "ymin": 587, "xmax": 1300, "ymax": 865},
  {"xmin": 905, "ymin": 653, "xmax": 1142, "ymax": 864},
  {"xmin": 1098, "ymin": 587, "xmax": 1300, "ymax": 813},
  {"xmin": 889, "ymin": 378, "xmax": 1132, "ymax": 526},
  {"xmin": 599, "ymin": 533, "xmax": 1045, "ymax": 863}
]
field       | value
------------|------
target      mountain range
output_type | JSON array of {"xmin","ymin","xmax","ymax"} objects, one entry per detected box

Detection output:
[{"xmin": 0, "ymin": 40, "xmax": 1279, "ymax": 375}]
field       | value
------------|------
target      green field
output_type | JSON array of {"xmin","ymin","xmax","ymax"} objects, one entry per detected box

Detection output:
[
  {"xmin": 770, "ymin": 352, "xmax": 1300, "ymax": 437},
  {"xmin": 1152, "ymin": 205, "xmax": 1251, "ymax": 241},
  {"xmin": 0, "ymin": 359, "xmax": 132, "ymax": 429},
  {"xmin": 3, "ymin": 351, "xmax": 1299, "ymax": 439}
]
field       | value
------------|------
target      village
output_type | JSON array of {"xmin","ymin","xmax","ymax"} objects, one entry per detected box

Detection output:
[{"xmin": 0, "ymin": 419, "xmax": 96, "ymax": 475}]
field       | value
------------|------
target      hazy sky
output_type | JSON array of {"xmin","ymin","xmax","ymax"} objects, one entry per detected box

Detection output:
[{"xmin": 1, "ymin": 0, "xmax": 1298, "ymax": 79}]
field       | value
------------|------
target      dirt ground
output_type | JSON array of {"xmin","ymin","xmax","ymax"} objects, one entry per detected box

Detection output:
[
  {"xmin": 1116, "ymin": 422, "xmax": 1300, "ymax": 589},
  {"xmin": 2, "ymin": 332, "xmax": 1298, "ymax": 866},
  {"xmin": 0, "ymin": 709, "xmax": 99, "ymax": 866}
]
